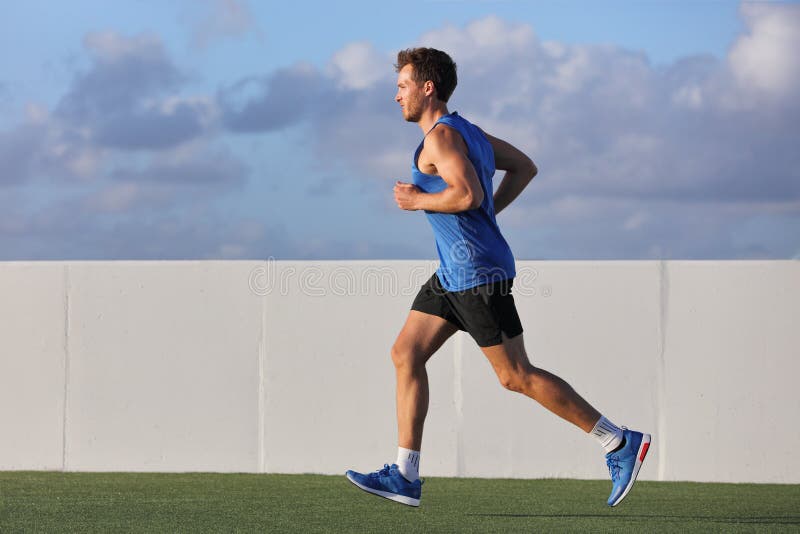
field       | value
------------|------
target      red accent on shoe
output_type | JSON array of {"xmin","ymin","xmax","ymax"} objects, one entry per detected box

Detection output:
[{"xmin": 639, "ymin": 442, "xmax": 650, "ymax": 462}]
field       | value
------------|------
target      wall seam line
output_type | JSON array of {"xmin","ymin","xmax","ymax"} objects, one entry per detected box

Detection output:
[
  {"xmin": 656, "ymin": 260, "xmax": 668, "ymax": 481},
  {"xmin": 454, "ymin": 332, "xmax": 465, "ymax": 477},
  {"xmin": 61, "ymin": 264, "xmax": 71, "ymax": 472},
  {"xmin": 257, "ymin": 261, "xmax": 267, "ymax": 474}
]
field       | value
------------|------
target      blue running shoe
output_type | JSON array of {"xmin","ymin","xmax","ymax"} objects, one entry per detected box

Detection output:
[
  {"xmin": 606, "ymin": 428, "xmax": 651, "ymax": 507},
  {"xmin": 346, "ymin": 463, "xmax": 422, "ymax": 507}
]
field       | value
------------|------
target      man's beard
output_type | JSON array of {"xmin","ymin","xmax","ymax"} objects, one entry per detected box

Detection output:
[
  {"xmin": 403, "ymin": 96, "xmax": 422, "ymax": 122},
  {"xmin": 404, "ymin": 106, "xmax": 422, "ymax": 123}
]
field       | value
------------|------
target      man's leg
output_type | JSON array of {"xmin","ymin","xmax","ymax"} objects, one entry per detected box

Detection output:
[
  {"xmin": 392, "ymin": 310, "xmax": 459, "ymax": 451},
  {"xmin": 481, "ymin": 332, "xmax": 651, "ymax": 507},
  {"xmin": 345, "ymin": 310, "xmax": 458, "ymax": 507},
  {"xmin": 480, "ymin": 333, "xmax": 599, "ymax": 431}
]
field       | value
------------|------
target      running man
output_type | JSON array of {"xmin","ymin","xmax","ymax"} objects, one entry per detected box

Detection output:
[{"xmin": 346, "ymin": 48, "xmax": 650, "ymax": 508}]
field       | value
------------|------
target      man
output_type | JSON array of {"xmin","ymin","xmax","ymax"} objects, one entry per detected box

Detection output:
[{"xmin": 346, "ymin": 48, "xmax": 650, "ymax": 508}]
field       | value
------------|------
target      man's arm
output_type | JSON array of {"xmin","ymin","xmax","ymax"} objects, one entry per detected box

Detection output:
[
  {"xmin": 483, "ymin": 131, "xmax": 537, "ymax": 215},
  {"xmin": 394, "ymin": 126, "xmax": 484, "ymax": 213}
]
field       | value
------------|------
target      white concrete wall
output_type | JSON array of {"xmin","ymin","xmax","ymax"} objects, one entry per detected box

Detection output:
[{"xmin": 1, "ymin": 260, "xmax": 798, "ymax": 483}]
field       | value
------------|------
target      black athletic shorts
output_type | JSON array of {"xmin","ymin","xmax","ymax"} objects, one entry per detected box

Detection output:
[{"xmin": 411, "ymin": 273, "xmax": 524, "ymax": 347}]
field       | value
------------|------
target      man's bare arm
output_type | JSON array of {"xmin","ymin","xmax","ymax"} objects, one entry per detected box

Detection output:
[
  {"xmin": 394, "ymin": 126, "xmax": 484, "ymax": 213},
  {"xmin": 483, "ymin": 132, "xmax": 537, "ymax": 215}
]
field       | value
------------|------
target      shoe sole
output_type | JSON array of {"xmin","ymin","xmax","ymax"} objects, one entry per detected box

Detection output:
[
  {"xmin": 345, "ymin": 472, "xmax": 420, "ymax": 507},
  {"xmin": 609, "ymin": 433, "xmax": 651, "ymax": 507}
]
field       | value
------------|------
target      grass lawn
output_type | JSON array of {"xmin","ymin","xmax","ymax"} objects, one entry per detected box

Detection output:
[{"xmin": 1, "ymin": 472, "xmax": 798, "ymax": 533}]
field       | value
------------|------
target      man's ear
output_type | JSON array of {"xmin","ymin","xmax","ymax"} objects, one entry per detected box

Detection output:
[{"xmin": 424, "ymin": 80, "xmax": 435, "ymax": 97}]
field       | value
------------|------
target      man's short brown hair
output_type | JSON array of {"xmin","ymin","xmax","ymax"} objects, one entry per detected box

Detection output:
[{"xmin": 395, "ymin": 48, "xmax": 457, "ymax": 103}]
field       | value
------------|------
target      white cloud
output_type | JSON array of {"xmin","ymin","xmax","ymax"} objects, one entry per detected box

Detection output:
[
  {"xmin": 0, "ymin": 30, "xmax": 227, "ymax": 189},
  {"xmin": 186, "ymin": 0, "xmax": 261, "ymax": 48},
  {"xmin": 329, "ymin": 42, "xmax": 390, "ymax": 90},
  {"xmin": 548, "ymin": 47, "xmax": 591, "ymax": 93},
  {"xmin": 219, "ymin": 63, "xmax": 321, "ymax": 131},
  {"xmin": 83, "ymin": 31, "xmax": 165, "ymax": 63},
  {"xmin": 56, "ymin": 31, "xmax": 215, "ymax": 151},
  {"xmin": 0, "ymin": 113, "xmax": 104, "ymax": 185},
  {"xmin": 112, "ymin": 139, "xmax": 247, "ymax": 186},
  {"xmin": 729, "ymin": 2, "xmax": 800, "ymax": 96},
  {"xmin": 0, "ymin": 27, "xmax": 254, "ymax": 260},
  {"xmin": 672, "ymin": 84, "xmax": 704, "ymax": 109},
  {"xmin": 419, "ymin": 16, "xmax": 535, "ymax": 60}
]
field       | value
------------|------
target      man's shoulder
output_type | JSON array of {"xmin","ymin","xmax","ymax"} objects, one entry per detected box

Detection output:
[
  {"xmin": 439, "ymin": 113, "xmax": 486, "ymax": 140},
  {"xmin": 427, "ymin": 122, "xmax": 468, "ymax": 154},
  {"xmin": 438, "ymin": 111, "xmax": 474, "ymax": 128}
]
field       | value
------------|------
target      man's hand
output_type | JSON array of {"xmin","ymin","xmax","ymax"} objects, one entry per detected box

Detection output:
[{"xmin": 394, "ymin": 181, "xmax": 422, "ymax": 211}]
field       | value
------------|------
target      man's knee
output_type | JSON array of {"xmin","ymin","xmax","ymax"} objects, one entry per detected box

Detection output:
[
  {"xmin": 391, "ymin": 342, "xmax": 424, "ymax": 371},
  {"xmin": 498, "ymin": 373, "xmax": 525, "ymax": 393},
  {"xmin": 496, "ymin": 364, "xmax": 535, "ymax": 393}
]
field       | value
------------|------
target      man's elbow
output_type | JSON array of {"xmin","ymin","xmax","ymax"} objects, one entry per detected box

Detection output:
[
  {"xmin": 524, "ymin": 157, "xmax": 538, "ymax": 181},
  {"xmin": 463, "ymin": 188, "xmax": 484, "ymax": 211}
]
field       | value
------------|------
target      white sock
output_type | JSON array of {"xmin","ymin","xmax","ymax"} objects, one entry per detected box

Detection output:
[
  {"xmin": 396, "ymin": 447, "xmax": 420, "ymax": 482},
  {"xmin": 591, "ymin": 416, "xmax": 624, "ymax": 453}
]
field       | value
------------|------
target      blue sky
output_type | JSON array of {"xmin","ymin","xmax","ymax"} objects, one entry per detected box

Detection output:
[{"xmin": 1, "ymin": 0, "xmax": 798, "ymax": 260}]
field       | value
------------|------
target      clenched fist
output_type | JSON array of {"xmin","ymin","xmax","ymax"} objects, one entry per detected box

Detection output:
[{"xmin": 394, "ymin": 181, "xmax": 422, "ymax": 211}]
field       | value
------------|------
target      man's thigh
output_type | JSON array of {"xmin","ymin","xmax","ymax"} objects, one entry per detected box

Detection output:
[
  {"xmin": 480, "ymin": 332, "xmax": 530, "ymax": 374},
  {"xmin": 394, "ymin": 310, "xmax": 459, "ymax": 365}
]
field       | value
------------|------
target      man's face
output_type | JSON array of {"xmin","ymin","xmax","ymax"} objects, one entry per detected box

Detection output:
[{"xmin": 395, "ymin": 64, "xmax": 424, "ymax": 123}]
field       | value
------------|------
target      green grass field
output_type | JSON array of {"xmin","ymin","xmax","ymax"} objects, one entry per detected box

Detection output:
[{"xmin": 1, "ymin": 472, "xmax": 798, "ymax": 533}]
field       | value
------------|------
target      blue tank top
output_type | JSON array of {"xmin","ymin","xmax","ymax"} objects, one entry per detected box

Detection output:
[{"xmin": 412, "ymin": 112, "xmax": 516, "ymax": 291}]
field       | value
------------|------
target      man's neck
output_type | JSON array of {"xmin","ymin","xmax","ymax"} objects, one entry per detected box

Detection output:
[{"xmin": 417, "ymin": 103, "xmax": 450, "ymax": 134}]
